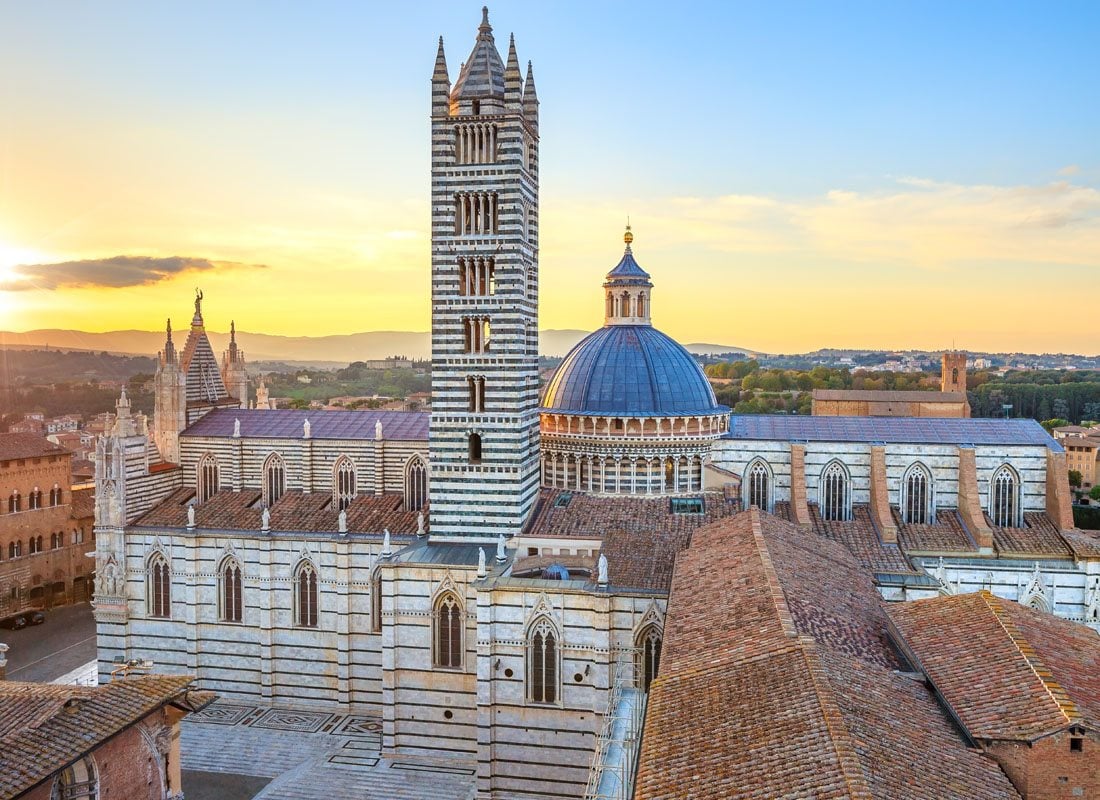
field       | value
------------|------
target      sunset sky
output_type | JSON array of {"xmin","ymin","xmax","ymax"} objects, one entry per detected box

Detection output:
[{"xmin": 1, "ymin": 1, "xmax": 1098, "ymax": 353}]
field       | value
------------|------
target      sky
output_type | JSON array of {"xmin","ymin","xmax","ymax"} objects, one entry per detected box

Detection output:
[{"xmin": 0, "ymin": 1, "xmax": 1098, "ymax": 354}]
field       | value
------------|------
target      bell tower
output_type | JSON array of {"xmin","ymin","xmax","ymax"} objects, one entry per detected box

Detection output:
[
  {"xmin": 941, "ymin": 351, "xmax": 967, "ymax": 393},
  {"xmin": 428, "ymin": 8, "xmax": 541, "ymax": 539}
]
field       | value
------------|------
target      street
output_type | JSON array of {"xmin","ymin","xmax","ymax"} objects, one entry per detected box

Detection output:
[{"xmin": 0, "ymin": 602, "xmax": 96, "ymax": 682}]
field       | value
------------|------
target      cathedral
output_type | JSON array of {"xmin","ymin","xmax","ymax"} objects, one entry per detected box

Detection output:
[{"xmin": 93, "ymin": 9, "xmax": 1100, "ymax": 799}]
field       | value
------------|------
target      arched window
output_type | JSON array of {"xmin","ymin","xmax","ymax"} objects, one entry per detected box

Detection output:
[
  {"xmin": 9, "ymin": 542, "xmax": 18, "ymax": 558},
  {"xmin": 295, "ymin": 561, "xmax": 318, "ymax": 628},
  {"xmin": 52, "ymin": 755, "xmax": 98, "ymax": 800},
  {"xmin": 196, "ymin": 454, "xmax": 219, "ymax": 504},
  {"xmin": 636, "ymin": 624, "xmax": 662, "ymax": 692},
  {"xmin": 220, "ymin": 557, "xmax": 243, "ymax": 623},
  {"xmin": 263, "ymin": 453, "xmax": 286, "ymax": 508},
  {"xmin": 433, "ymin": 592, "xmax": 464, "ymax": 669},
  {"xmin": 148, "ymin": 553, "xmax": 171, "ymax": 618},
  {"xmin": 990, "ymin": 465, "xmax": 1020, "ymax": 528},
  {"xmin": 405, "ymin": 456, "xmax": 428, "ymax": 511},
  {"xmin": 636, "ymin": 293, "xmax": 646, "ymax": 318},
  {"xmin": 468, "ymin": 433, "xmax": 483, "ymax": 464},
  {"xmin": 745, "ymin": 459, "xmax": 772, "ymax": 512},
  {"xmin": 333, "ymin": 456, "xmax": 356, "ymax": 511},
  {"xmin": 820, "ymin": 461, "xmax": 851, "ymax": 522},
  {"xmin": 370, "ymin": 568, "xmax": 383, "ymax": 633},
  {"xmin": 50, "ymin": 485, "xmax": 62, "ymax": 506},
  {"xmin": 527, "ymin": 617, "xmax": 559, "ymax": 704},
  {"xmin": 902, "ymin": 463, "xmax": 934, "ymax": 524},
  {"xmin": 29, "ymin": 488, "xmax": 42, "ymax": 510},
  {"xmin": 8, "ymin": 491, "xmax": 20, "ymax": 513},
  {"xmin": 606, "ymin": 292, "xmax": 614, "ymax": 318}
]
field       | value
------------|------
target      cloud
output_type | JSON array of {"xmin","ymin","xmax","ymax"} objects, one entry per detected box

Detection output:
[
  {"xmin": 1058, "ymin": 164, "xmax": 1080, "ymax": 176},
  {"xmin": 1, "ymin": 255, "xmax": 266, "ymax": 291}
]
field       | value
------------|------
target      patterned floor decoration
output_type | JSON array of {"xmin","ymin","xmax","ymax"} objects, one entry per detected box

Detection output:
[
  {"xmin": 389, "ymin": 761, "xmax": 477, "ymax": 776},
  {"xmin": 190, "ymin": 701, "xmax": 382, "ymax": 739},
  {"xmin": 327, "ymin": 740, "xmax": 381, "ymax": 771}
]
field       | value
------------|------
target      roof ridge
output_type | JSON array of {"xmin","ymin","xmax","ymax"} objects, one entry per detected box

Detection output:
[
  {"xmin": 796, "ymin": 638, "xmax": 876, "ymax": 800},
  {"xmin": 979, "ymin": 590, "xmax": 1082, "ymax": 727},
  {"xmin": 747, "ymin": 508, "xmax": 799, "ymax": 639}
]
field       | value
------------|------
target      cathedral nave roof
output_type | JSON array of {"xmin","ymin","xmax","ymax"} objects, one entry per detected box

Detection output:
[{"xmin": 182, "ymin": 407, "xmax": 430, "ymax": 441}]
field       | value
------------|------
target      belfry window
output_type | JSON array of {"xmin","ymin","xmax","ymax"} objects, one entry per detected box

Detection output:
[
  {"xmin": 458, "ymin": 257, "xmax": 495, "ymax": 296},
  {"xmin": 527, "ymin": 618, "xmax": 559, "ymax": 704},
  {"xmin": 463, "ymin": 317, "xmax": 491, "ymax": 354},
  {"xmin": 820, "ymin": 461, "xmax": 851, "ymax": 522},
  {"xmin": 433, "ymin": 592, "xmax": 463, "ymax": 669},
  {"xmin": 333, "ymin": 456, "xmax": 356, "ymax": 511},
  {"xmin": 636, "ymin": 625, "xmax": 662, "ymax": 692},
  {"xmin": 219, "ymin": 557, "xmax": 243, "ymax": 623},
  {"xmin": 295, "ymin": 561, "xmax": 318, "ymax": 628},
  {"xmin": 263, "ymin": 453, "xmax": 286, "ymax": 508},
  {"xmin": 745, "ymin": 460, "xmax": 771, "ymax": 512},
  {"xmin": 148, "ymin": 553, "xmax": 171, "ymax": 618},
  {"xmin": 197, "ymin": 455, "xmax": 219, "ymax": 504},
  {"xmin": 903, "ymin": 463, "xmax": 933, "ymax": 525},
  {"xmin": 990, "ymin": 465, "xmax": 1020, "ymax": 527}
]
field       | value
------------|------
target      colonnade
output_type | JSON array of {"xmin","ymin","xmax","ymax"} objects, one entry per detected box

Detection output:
[
  {"xmin": 540, "ymin": 414, "xmax": 728, "ymax": 439},
  {"xmin": 454, "ymin": 123, "xmax": 498, "ymax": 165},
  {"xmin": 455, "ymin": 192, "xmax": 499, "ymax": 236},
  {"xmin": 540, "ymin": 451, "xmax": 704, "ymax": 495}
]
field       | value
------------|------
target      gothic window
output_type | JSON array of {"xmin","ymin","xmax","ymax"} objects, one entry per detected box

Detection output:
[
  {"xmin": 370, "ymin": 568, "xmax": 383, "ymax": 633},
  {"xmin": 29, "ymin": 536, "xmax": 42, "ymax": 554},
  {"xmin": 8, "ymin": 491, "xmax": 20, "ymax": 513},
  {"xmin": 636, "ymin": 625, "xmax": 662, "ymax": 692},
  {"xmin": 52, "ymin": 755, "xmax": 98, "ymax": 800},
  {"xmin": 902, "ymin": 463, "xmax": 934, "ymax": 524},
  {"xmin": 197, "ymin": 454, "xmax": 219, "ymax": 504},
  {"xmin": 10, "ymin": 541, "xmax": 20, "ymax": 558},
  {"xmin": 49, "ymin": 485, "xmax": 62, "ymax": 505},
  {"xmin": 404, "ymin": 455, "xmax": 428, "ymax": 511},
  {"xmin": 295, "ymin": 561, "xmax": 319, "ymax": 628},
  {"xmin": 820, "ymin": 460, "xmax": 851, "ymax": 522},
  {"xmin": 527, "ymin": 617, "xmax": 559, "ymax": 704},
  {"xmin": 51, "ymin": 532, "xmax": 60, "ymax": 549},
  {"xmin": 433, "ymin": 591, "xmax": 464, "ymax": 669},
  {"xmin": 952, "ymin": 367, "xmax": 959, "ymax": 384},
  {"xmin": 29, "ymin": 488, "xmax": 42, "ymax": 510},
  {"xmin": 468, "ymin": 433, "xmax": 483, "ymax": 464},
  {"xmin": 263, "ymin": 453, "xmax": 286, "ymax": 508},
  {"xmin": 990, "ymin": 465, "xmax": 1020, "ymax": 528},
  {"xmin": 219, "ymin": 557, "xmax": 243, "ymax": 623},
  {"xmin": 745, "ymin": 459, "xmax": 772, "ymax": 512},
  {"xmin": 333, "ymin": 456, "xmax": 356, "ymax": 511},
  {"xmin": 148, "ymin": 553, "xmax": 171, "ymax": 618}
]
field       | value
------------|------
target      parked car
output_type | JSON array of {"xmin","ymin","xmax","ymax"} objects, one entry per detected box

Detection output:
[{"xmin": 0, "ymin": 609, "xmax": 45, "ymax": 630}]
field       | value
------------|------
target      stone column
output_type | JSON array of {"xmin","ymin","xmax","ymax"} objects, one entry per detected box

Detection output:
[
  {"xmin": 956, "ymin": 446, "xmax": 994, "ymax": 552},
  {"xmin": 869, "ymin": 446, "xmax": 898, "ymax": 543}
]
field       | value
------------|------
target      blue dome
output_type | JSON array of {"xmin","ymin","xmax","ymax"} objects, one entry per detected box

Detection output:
[{"xmin": 541, "ymin": 325, "xmax": 728, "ymax": 417}]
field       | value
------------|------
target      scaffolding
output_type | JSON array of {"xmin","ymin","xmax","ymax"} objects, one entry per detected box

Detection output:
[{"xmin": 583, "ymin": 650, "xmax": 647, "ymax": 800}]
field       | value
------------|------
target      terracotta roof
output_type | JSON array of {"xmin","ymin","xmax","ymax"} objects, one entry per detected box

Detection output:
[
  {"xmin": 809, "ymin": 504, "xmax": 918, "ymax": 574},
  {"xmin": 1061, "ymin": 528, "xmax": 1100, "ymax": 559},
  {"xmin": 0, "ymin": 433, "xmax": 70, "ymax": 462},
  {"xmin": 896, "ymin": 508, "xmax": 978, "ymax": 553},
  {"xmin": 990, "ymin": 512, "xmax": 1073, "ymax": 558},
  {"xmin": 0, "ymin": 675, "xmax": 214, "ymax": 798},
  {"xmin": 133, "ymin": 487, "xmax": 423, "ymax": 536},
  {"xmin": 69, "ymin": 487, "xmax": 95, "ymax": 520},
  {"xmin": 888, "ymin": 590, "xmax": 1100, "ymax": 742},
  {"xmin": 635, "ymin": 510, "xmax": 1020, "ymax": 800},
  {"xmin": 521, "ymin": 489, "xmax": 740, "ymax": 591}
]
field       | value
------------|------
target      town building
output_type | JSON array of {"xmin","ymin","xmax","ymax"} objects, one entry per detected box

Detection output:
[
  {"xmin": 811, "ymin": 350, "xmax": 971, "ymax": 417},
  {"xmin": 89, "ymin": 9, "xmax": 1100, "ymax": 799},
  {"xmin": 1, "ymin": 433, "xmax": 96, "ymax": 619},
  {"xmin": 0, "ymin": 675, "xmax": 213, "ymax": 800}
]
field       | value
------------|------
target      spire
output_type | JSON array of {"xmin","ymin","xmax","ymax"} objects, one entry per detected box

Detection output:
[
  {"xmin": 230, "ymin": 319, "xmax": 236, "ymax": 343},
  {"xmin": 432, "ymin": 36, "xmax": 451, "ymax": 116},
  {"xmin": 450, "ymin": 7, "xmax": 506, "ymax": 104},
  {"xmin": 479, "ymin": 6, "xmax": 492, "ymax": 37},
  {"xmin": 163, "ymin": 318, "xmax": 176, "ymax": 365},
  {"xmin": 523, "ymin": 60, "xmax": 539, "ymax": 130},
  {"xmin": 504, "ymin": 33, "xmax": 522, "ymax": 108},
  {"xmin": 433, "ymin": 36, "xmax": 449, "ymax": 81}
]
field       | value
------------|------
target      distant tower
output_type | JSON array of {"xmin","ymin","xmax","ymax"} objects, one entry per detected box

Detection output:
[
  {"xmin": 153, "ymin": 318, "xmax": 186, "ymax": 463},
  {"xmin": 429, "ymin": 8, "xmax": 541, "ymax": 539},
  {"xmin": 941, "ymin": 351, "xmax": 967, "ymax": 393},
  {"xmin": 221, "ymin": 320, "xmax": 250, "ymax": 405},
  {"xmin": 255, "ymin": 375, "xmax": 272, "ymax": 410}
]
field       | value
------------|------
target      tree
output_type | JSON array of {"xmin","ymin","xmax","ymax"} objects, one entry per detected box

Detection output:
[
  {"xmin": 1069, "ymin": 470, "xmax": 1083, "ymax": 489},
  {"xmin": 1040, "ymin": 418, "xmax": 1070, "ymax": 433},
  {"xmin": 1090, "ymin": 485, "xmax": 1100, "ymax": 502}
]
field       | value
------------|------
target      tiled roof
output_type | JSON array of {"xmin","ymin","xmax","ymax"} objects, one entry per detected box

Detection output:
[
  {"xmin": 0, "ymin": 676, "xmax": 214, "ymax": 798},
  {"xmin": 990, "ymin": 512, "xmax": 1073, "ymax": 558},
  {"xmin": 182, "ymin": 408, "xmax": 429, "ymax": 441},
  {"xmin": 635, "ymin": 510, "xmax": 1020, "ymax": 800},
  {"xmin": 810, "ymin": 504, "xmax": 918, "ymax": 574},
  {"xmin": 0, "ymin": 432, "xmax": 69, "ymax": 461},
  {"xmin": 888, "ymin": 591, "xmax": 1100, "ymax": 741},
  {"xmin": 725, "ymin": 415, "xmax": 1061, "ymax": 451},
  {"xmin": 1061, "ymin": 528, "xmax": 1100, "ymax": 558},
  {"xmin": 812, "ymin": 389, "xmax": 967, "ymax": 402},
  {"xmin": 70, "ymin": 487, "xmax": 95, "ymax": 520},
  {"xmin": 133, "ymin": 488, "xmax": 423, "ymax": 536},
  {"xmin": 605, "ymin": 249, "xmax": 651, "ymax": 281},
  {"xmin": 521, "ymin": 489, "xmax": 740, "ymax": 591},
  {"xmin": 896, "ymin": 508, "xmax": 978, "ymax": 553}
]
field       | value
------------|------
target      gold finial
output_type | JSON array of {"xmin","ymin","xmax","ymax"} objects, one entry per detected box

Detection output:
[{"xmin": 624, "ymin": 218, "xmax": 633, "ymax": 247}]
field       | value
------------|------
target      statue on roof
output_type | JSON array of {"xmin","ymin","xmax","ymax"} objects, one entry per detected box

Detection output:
[
  {"xmin": 597, "ymin": 553, "xmax": 609, "ymax": 586},
  {"xmin": 187, "ymin": 504, "xmax": 195, "ymax": 528},
  {"xmin": 261, "ymin": 507, "xmax": 270, "ymax": 531},
  {"xmin": 338, "ymin": 508, "xmax": 348, "ymax": 534},
  {"xmin": 417, "ymin": 511, "xmax": 426, "ymax": 537},
  {"xmin": 194, "ymin": 288, "xmax": 203, "ymax": 315},
  {"xmin": 477, "ymin": 547, "xmax": 487, "ymax": 578}
]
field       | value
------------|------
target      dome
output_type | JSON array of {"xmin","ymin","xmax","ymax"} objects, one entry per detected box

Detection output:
[{"xmin": 541, "ymin": 325, "xmax": 727, "ymax": 417}]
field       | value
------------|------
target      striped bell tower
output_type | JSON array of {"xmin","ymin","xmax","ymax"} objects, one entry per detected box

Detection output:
[{"xmin": 429, "ymin": 7, "xmax": 541, "ymax": 539}]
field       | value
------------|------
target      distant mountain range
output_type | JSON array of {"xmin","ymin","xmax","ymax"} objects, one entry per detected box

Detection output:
[{"xmin": 0, "ymin": 328, "xmax": 752, "ymax": 364}]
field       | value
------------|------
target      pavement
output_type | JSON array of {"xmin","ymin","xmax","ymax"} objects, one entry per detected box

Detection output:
[
  {"xmin": 182, "ymin": 701, "xmax": 477, "ymax": 800},
  {"xmin": 0, "ymin": 602, "xmax": 96, "ymax": 682}
]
